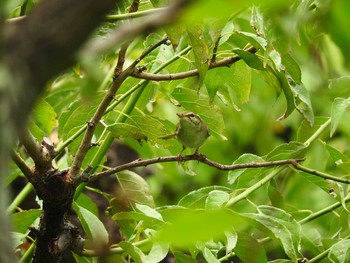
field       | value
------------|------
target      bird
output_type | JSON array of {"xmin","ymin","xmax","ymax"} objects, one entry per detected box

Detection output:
[{"xmin": 159, "ymin": 111, "xmax": 210, "ymax": 154}]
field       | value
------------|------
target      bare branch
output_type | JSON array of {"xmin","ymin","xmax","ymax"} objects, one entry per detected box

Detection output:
[
  {"xmin": 131, "ymin": 46, "xmax": 258, "ymax": 80},
  {"xmin": 84, "ymin": 154, "xmax": 304, "ymax": 183}
]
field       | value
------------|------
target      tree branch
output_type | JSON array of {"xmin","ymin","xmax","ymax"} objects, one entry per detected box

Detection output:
[
  {"xmin": 131, "ymin": 46, "xmax": 257, "ymax": 80},
  {"xmin": 18, "ymin": 129, "xmax": 52, "ymax": 173},
  {"xmin": 70, "ymin": 37, "xmax": 170, "ymax": 180},
  {"xmin": 83, "ymin": 154, "xmax": 303, "ymax": 183}
]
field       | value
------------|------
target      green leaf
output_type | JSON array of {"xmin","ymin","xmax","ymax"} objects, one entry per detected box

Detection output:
[
  {"xmin": 112, "ymin": 170, "xmax": 155, "ymax": 211},
  {"xmin": 178, "ymin": 186, "xmax": 232, "ymax": 208},
  {"xmin": 231, "ymin": 61, "xmax": 252, "ymax": 104},
  {"xmin": 204, "ymin": 61, "xmax": 251, "ymax": 104},
  {"xmin": 73, "ymin": 202, "xmax": 109, "ymax": 247},
  {"xmin": 234, "ymin": 232, "xmax": 267, "ymax": 263},
  {"xmin": 204, "ymin": 67, "xmax": 233, "ymax": 101},
  {"xmin": 135, "ymin": 203, "xmax": 163, "ymax": 221},
  {"xmin": 323, "ymin": 142, "xmax": 350, "ymax": 168},
  {"xmin": 276, "ymin": 70, "xmax": 314, "ymax": 125},
  {"xmin": 266, "ymin": 141, "xmax": 306, "ymax": 160},
  {"xmin": 201, "ymin": 246, "xmax": 220, "ymax": 263},
  {"xmin": 297, "ymin": 117, "xmax": 330, "ymax": 143},
  {"xmin": 205, "ymin": 190, "xmax": 230, "ymax": 209},
  {"xmin": 75, "ymin": 192, "xmax": 99, "ymax": 217},
  {"xmin": 11, "ymin": 232, "xmax": 25, "ymax": 250},
  {"xmin": 128, "ymin": 114, "xmax": 173, "ymax": 145},
  {"xmin": 237, "ymin": 32, "xmax": 267, "ymax": 51},
  {"xmin": 243, "ymin": 206, "xmax": 302, "ymax": 262},
  {"xmin": 219, "ymin": 21, "xmax": 235, "ymax": 46},
  {"xmin": 328, "ymin": 76, "xmax": 350, "ymax": 98},
  {"xmin": 187, "ymin": 25, "xmax": 210, "ymax": 88},
  {"xmin": 298, "ymin": 170, "xmax": 341, "ymax": 203},
  {"xmin": 267, "ymin": 180, "xmax": 284, "ymax": 209},
  {"xmin": 232, "ymin": 48, "xmax": 265, "ymax": 70},
  {"xmin": 119, "ymin": 241, "xmax": 169, "ymax": 263},
  {"xmin": 155, "ymin": 208, "xmax": 242, "ymax": 247},
  {"xmin": 174, "ymin": 251, "xmax": 197, "ymax": 263},
  {"xmin": 328, "ymin": 239, "xmax": 350, "ymax": 263},
  {"xmin": 119, "ymin": 241, "xmax": 142, "ymax": 263},
  {"xmin": 31, "ymin": 99, "xmax": 57, "ymax": 135},
  {"xmin": 331, "ymin": 97, "xmax": 350, "ymax": 137},
  {"xmin": 11, "ymin": 209, "xmax": 41, "ymax": 234},
  {"xmin": 228, "ymin": 153, "xmax": 265, "ymax": 186},
  {"xmin": 107, "ymin": 122, "xmax": 145, "ymax": 141},
  {"xmin": 282, "ymin": 53, "xmax": 301, "ymax": 83},
  {"xmin": 225, "ymin": 230, "xmax": 238, "ymax": 255},
  {"xmin": 250, "ymin": 6, "xmax": 266, "ymax": 37},
  {"xmin": 112, "ymin": 211, "xmax": 163, "ymax": 229}
]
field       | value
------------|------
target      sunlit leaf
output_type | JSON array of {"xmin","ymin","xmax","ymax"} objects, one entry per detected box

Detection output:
[
  {"xmin": 135, "ymin": 203, "xmax": 163, "ymax": 221},
  {"xmin": 243, "ymin": 206, "xmax": 302, "ymax": 261},
  {"xmin": 155, "ymin": 208, "xmax": 244, "ymax": 247},
  {"xmin": 266, "ymin": 141, "xmax": 306, "ymax": 160},
  {"xmin": 228, "ymin": 153, "xmax": 265, "ymax": 185},
  {"xmin": 11, "ymin": 209, "xmax": 41, "ymax": 234},
  {"xmin": 205, "ymin": 190, "xmax": 230, "ymax": 209},
  {"xmin": 73, "ymin": 203, "xmax": 109, "ymax": 247},
  {"xmin": 225, "ymin": 230, "xmax": 238, "ymax": 255},
  {"xmin": 237, "ymin": 32, "xmax": 267, "ymax": 50},
  {"xmin": 328, "ymin": 239, "xmax": 350, "ymax": 263},
  {"xmin": 178, "ymin": 186, "xmax": 232, "ymax": 208},
  {"xmin": 232, "ymin": 48, "xmax": 265, "ymax": 70},
  {"xmin": 31, "ymin": 99, "xmax": 57, "ymax": 136},
  {"xmin": 119, "ymin": 241, "xmax": 169, "ymax": 263}
]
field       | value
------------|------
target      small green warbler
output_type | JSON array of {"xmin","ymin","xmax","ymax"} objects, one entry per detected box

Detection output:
[{"xmin": 160, "ymin": 111, "xmax": 210, "ymax": 153}]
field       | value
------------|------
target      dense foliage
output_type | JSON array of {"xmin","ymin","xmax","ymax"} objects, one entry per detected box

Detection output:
[{"xmin": 5, "ymin": 0, "xmax": 350, "ymax": 262}]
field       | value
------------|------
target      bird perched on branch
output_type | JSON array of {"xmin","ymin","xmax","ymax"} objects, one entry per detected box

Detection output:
[{"xmin": 159, "ymin": 111, "xmax": 210, "ymax": 154}]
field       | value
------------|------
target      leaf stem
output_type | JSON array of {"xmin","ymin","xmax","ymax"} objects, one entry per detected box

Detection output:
[
  {"xmin": 303, "ymin": 118, "xmax": 331, "ymax": 147},
  {"xmin": 225, "ymin": 169, "xmax": 281, "ymax": 208}
]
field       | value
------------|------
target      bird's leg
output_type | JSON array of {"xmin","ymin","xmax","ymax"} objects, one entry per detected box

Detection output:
[{"xmin": 177, "ymin": 146, "xmax": 186, "ymax": 163}]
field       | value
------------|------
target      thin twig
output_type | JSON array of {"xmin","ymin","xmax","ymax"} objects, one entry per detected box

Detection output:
[
  {"xmin": 84, "ymin": 154, "xmax": 303, "ymax": 183},
  {"xmin": 131, "ymin": 46, "xmax": 257, "ymax": 80},
  {"xmin": 293, "ymin": 163, "xmax": 350, "ymax": 184}
]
